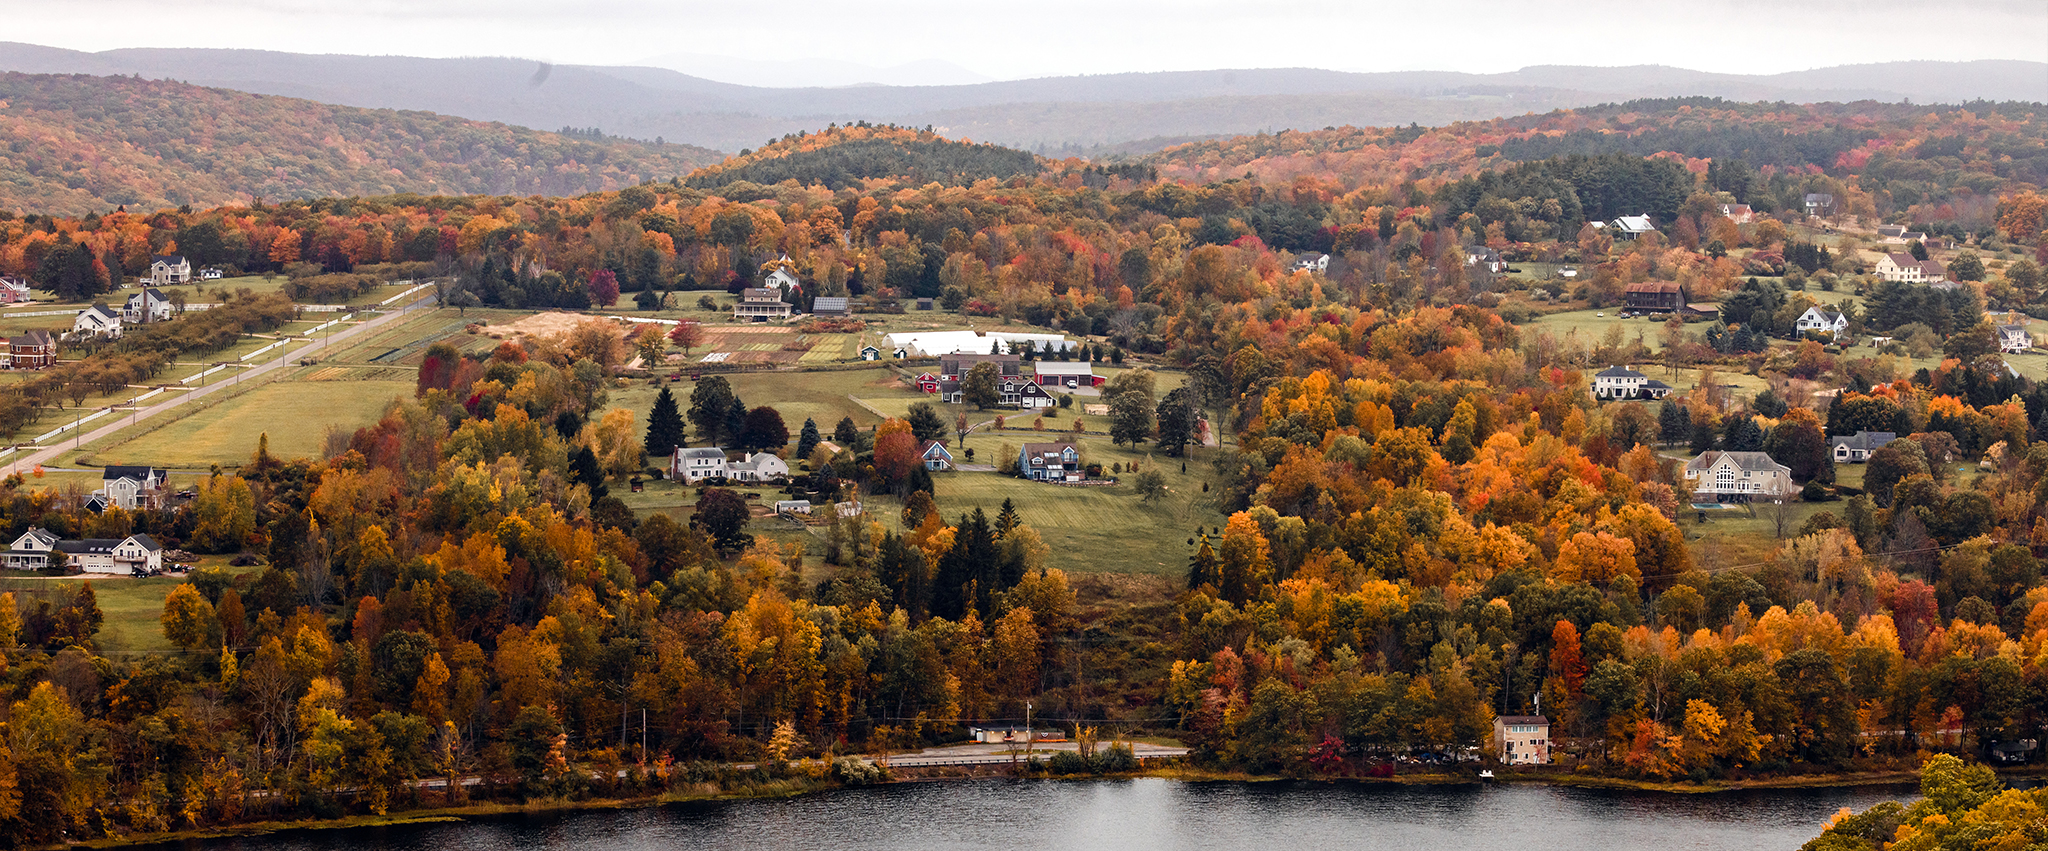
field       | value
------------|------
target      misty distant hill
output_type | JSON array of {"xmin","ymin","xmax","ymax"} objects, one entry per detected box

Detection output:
[
  {"xmin": 0, "ymin": 43, "xmax": 2038, "ymax": 155},
  {"xmin": 0, "ymin": 73, "xmax": 720, "ymax": 216}
]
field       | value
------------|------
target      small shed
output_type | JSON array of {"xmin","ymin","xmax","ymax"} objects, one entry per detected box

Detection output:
[
  {"xmin": 774, "ymin": 500, "xmax": 813, "ymax": 515},
  {"xmin": 916, "ymin": 298, "xmax": 935, "ymax": 311},
  {"xmin": 859, "ymin": 344, "xmax": 881, "ymax": 361}
]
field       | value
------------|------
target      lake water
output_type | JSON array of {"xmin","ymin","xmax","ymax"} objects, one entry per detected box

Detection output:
[{"xmin": 142, "ymin": 778, "xmax": 1913, "ymax": 851}]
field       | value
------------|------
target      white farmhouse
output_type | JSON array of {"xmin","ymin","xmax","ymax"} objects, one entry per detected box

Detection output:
[
  {"xmin": 1794, "ymin": 306, "xmax": 1848, "ymax": 336},
  {"xmin": 726, "ymin": 452, "xmax": 790, "ymax": 482},
  {"xmin": 669, "ymin": 447, "xmax": 729, "ymax": 482},
  {"xmin": 72, "ymin": 304, "xmax": 123, "ymax": 339}
]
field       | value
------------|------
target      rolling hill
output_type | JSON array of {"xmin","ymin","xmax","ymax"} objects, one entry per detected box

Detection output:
[
  {"xmin": 0, "ymin": 43, "xmax": 2039, "ymax": 154},
  {"xmin": 0, "ymin": 72, "xmax": 721, "ymax": 216}
]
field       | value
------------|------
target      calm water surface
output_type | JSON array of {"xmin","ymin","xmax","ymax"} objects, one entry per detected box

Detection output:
[{"xmin": 150, "ymin": 779, "xmax": 1914, "ymax": 851}]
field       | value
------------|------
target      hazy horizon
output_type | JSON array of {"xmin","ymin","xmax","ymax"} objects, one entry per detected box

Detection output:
[{"xmin": 2, "ymin": 0, "xmax": 2042, "ymax": 88}]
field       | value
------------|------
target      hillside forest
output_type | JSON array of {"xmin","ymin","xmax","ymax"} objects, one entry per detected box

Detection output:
[
  {"xmin": 0, "ymin": 73, "xmax": 722, "ymax": 217},
  {"xmin": 0, "ymin": 100, "xmax": 2045, "ymax": 845}
]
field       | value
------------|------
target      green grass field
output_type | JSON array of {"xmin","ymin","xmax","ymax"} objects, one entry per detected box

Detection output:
[
  {"xmin": 80, "ymin": 377, "xmax": 411, "ymax": 468},
  {"xmin": 1, "ymin": 560, "xmax": 264, "ymax": 653},
  {"xmin": 932, "ymin": 439, "xmax": 1226, "ymax": 576}
]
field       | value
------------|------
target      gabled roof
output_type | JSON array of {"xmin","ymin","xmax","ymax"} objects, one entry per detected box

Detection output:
[
  {"xmin": 1641, "ymin": 379, "xmax": 1672, "ymax": 390},
  {"xmin": 739, "ymin": 288, "xmax": 783, "ymax": 301},
  {"xmin": 54, "ymin": 538, "xmax": 131, "ymax": 555},
  {"xmin": 1498, "ymin": 715, "xmax": 1549, "ymax": 725},
  {"xmin": 728, "ymin": 453, "xmax": 785, "ymax": 472},
  {"xmin": 14, "ymin": 527, "xmax": 59, "ymax": 549},
  {"xmin": 78, "ymin": 304, "xmax": 119, "ymax": 322},
  {"xmin": 918, "ymin": 440, "xmax": 953, "ymax": 459},
  {"xmin": 1686, "ymin": 450, "xmax": 1787, "ymax": 473},
  {"xmin": 11, "ymin": 329, "xmax": 53, "ymax": 347},
  {"xmin": 1802, "ymin": 306, "xmax": 1844, "ymax": 321},
  {"xmin": 1883, "ymin": 252, "xmax": 1917, "ymax": 267},
  {"xmin": 1830, "ymin": 431, "xmax": 1896, "ymax": 451},
  {"xmin": 1594, "ymin": 365, "xmax": 1645, "ymax": 378},
  {"xmin": 103, "ymin": 465, "xmax": 165, "ymax": 482},
  {"xmin": 128, "ymin": 533, "xmax": 162, "ymax": 552},
  {"xmin": 1612, "ymin": 215, "xmax": 1656, "ymax": 232},
  {"xmin": 672, "ymin": 447, "xmax": 727, "ymax": 461},
  {"xmin": 150, "ymin": 254, "xmax": 187, "ymax": 265},
  {"xmin": 1624, "ymin": 282, "xmax": 1682, "ymax": 294},
  {"xmin": 1020, "ymin": 441, "xmax": 1078, "ymax": 458}
]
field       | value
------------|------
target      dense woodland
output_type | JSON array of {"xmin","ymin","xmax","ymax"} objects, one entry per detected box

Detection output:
[
  {"xmin": 0, "ymin": 98, "xmax": 2046, "ymax": 845},
  {"xmin": 0, "ymin": 73, "xmax": 722, "ymax": 217}
]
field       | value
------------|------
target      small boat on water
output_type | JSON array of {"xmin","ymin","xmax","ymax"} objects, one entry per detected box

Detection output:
[{"xmin": 1479, "ymin": 770, "xmax": 1495, "ymax": 779}]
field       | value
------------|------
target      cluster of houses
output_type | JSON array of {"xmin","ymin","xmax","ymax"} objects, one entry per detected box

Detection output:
[
  {"xmin": 71, "ymin": 287, "xmax": 175, "ymax": 340},
  {"xmin": 667, "ymin": 448, "xmax": 794, "ymax": 483},
  {"xmin": 1, "ymin": 467, "xmax": 176, "ymax": 575},
  {"xmin": 4, "ymin": 528, "xmax": 165, "ymax": 575},
  {"xmin": 911, "ymin": 351, "xmax": 1102, "ymax": 408}
]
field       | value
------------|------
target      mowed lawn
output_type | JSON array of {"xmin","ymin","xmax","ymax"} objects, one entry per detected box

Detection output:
[
  {"xmin": 933, "ymin": 439, "xmax": 1226, "ymax": 576},
  {"xmin": 0, "ymin": 560, "xmax": 265, "ymax": 653},
  {"xmin": 89, "ymin": 377, "xmax": 412, "ymax": 467}
]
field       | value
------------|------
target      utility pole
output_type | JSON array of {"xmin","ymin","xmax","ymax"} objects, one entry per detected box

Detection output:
[
  {"xmin": 641, "ymin": 708, "xmax": 647, "ymax": 766},
  {"xmin": 1023, "ymin": 701, "xmax": 1034, "ymax": 768}
]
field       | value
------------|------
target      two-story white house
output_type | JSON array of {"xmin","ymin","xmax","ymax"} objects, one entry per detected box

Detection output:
[
  {"xmin": 72, "ymin": 304, "xmax": 123, "ymax": 339},
  {"xmin": 1795, "ymin": 306, "xmax": 1849, "ymax": 336},
  {"xmin": 0, "ymin": 276, "xmax": 32, "ymax": 303},
  {"xmin": 5, "ymin": 528, "xmax": 163, "ymax": 574},
  {"xmin": 1592, "ymin": 366, "xmax": 1672, "ymax": 401},
  {"xmin": 1292, "ymin": 253, "xmax": 1330, "ymax": 274},
  {"xmin": 149, "ymin": 255, "xmax": 192, "ymax": 286},
  {"xmin": 669, "ymin": 447, "xmax": 731, "ymax": 483},
  {"xmin": 1998, "ymin": 322, "xmax": 2032, "ymax": 354},
  {"xmin": 1495, "ymin": 715, "xmax": 1551, "ymax": 766},
  {"xmin": 1684, "ymin": 450, "xmax": 1795, "ymax": 501},
  {"xmin": 90, "ymin": 465, "xmax": 169, "ymax": 511},
  {"xmin": 125, "ymin": 287, "xmax": 174, "ymax": 323}
]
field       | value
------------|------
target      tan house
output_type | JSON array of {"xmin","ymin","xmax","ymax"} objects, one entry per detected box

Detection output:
[
  {"xmin": 1875, "ymin": 253, "xmax": 1948, "ymax": 284},
  {"xmin": 1494, "ymin": 715, "xmax": 1551, "ymax": 765},
  {"xmin": 1684, "ymin": 450, "xmax": 1795, "ymax": 501}
]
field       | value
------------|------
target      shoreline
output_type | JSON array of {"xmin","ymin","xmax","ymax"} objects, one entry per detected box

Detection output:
[{"xmin": 46, "ymin": 764, "xmax": 2046, "ymax": 849}]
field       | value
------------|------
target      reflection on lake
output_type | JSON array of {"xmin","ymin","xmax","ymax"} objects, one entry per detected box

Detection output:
[{"xmin": 143, "ymin": 778, "xmax": 1917, "ymax": 851}]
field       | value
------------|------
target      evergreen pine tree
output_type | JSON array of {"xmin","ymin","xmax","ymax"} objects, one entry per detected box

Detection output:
[
  {"xmin": 796, "ymin": 417, "xmax": 821, "ymax": 461},
  {"xmin": 723, "ymin": 398, "xmax": 749, "ymax": 451},
  {"xmin": 1658, "ymin": 400, "xmax": 1691, "ymax": 444},
  {"xmin": 645, "ymin": 386, "xmax": 686, "ymax": 459},
  {"xmin": 995, "ymin": 498, "xmax": 1020, "ymax": 538}
]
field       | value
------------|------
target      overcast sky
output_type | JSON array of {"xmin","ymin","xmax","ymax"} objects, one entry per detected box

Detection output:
[{"xmin": 4, "ymin": 0, "xmax": 2045, "ymax": 85}]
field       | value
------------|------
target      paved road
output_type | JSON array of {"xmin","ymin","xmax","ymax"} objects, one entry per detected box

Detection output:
[{"xmin": 2, "ymin": 296, "xmax": 440, "ymax": 477}]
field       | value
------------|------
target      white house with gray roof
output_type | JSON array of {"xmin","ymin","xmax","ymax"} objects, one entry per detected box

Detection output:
[
  {"xmin": 5, "ymin": 528, "xmax": 163, "ymax": 574},
  {"xmin": 1684, "ymin": 450, "xmax": 1794, "ymax": 500},
  {"xmin": 1795, "ymin": 306, "xmax": 1848, "ymax": 336},
  {"xmin": 1592, "ymin": 365, "xmax": 1671, "ymax": 401},
  {"xmin": 1831, "ymin": 431, "xmax": 1896, "ymax": 463}
]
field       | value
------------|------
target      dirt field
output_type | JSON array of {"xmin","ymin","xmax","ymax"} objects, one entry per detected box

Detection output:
[{"xmin": 495, "ymin": 311, "xmax": 616, "ymax": 338}]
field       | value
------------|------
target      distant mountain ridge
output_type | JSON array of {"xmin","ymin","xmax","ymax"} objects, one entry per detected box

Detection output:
[
  {"xmin": 0, "ymin": 73, "xmax": 721, "ymax": 216},
  {"xmin": 0, "ymin": 43, "xmax": 2037, "ymax": 154}
]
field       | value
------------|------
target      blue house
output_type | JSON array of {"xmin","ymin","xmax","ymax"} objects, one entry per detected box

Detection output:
[{"xmin": 1019, "ymin": 441, "xmax": 1082, "ymax": 482}]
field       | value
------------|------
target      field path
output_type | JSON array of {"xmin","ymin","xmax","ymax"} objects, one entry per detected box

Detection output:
[{"xmin": 1, "ymin": 295, "xmax": 439, "ymax": 477}]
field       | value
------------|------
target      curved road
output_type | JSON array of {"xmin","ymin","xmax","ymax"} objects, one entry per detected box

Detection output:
[{"xmin": 2, "ymin": 295, "xmax": 440, "ymax": 477}]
